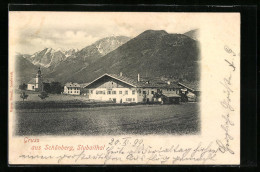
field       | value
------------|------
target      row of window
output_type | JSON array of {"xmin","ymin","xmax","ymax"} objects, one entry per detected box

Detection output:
[
  {"xmin": 108, "ymin": 98, "xmax": 136, "ymax": 102},
  {"xmin": 90, "ymin": 89, "xmax": 177, "ymax": 95},
  {"xmin": 67, "ymin": 91, "xmax": 80, "ymax": 94},
  {"xmin": 166, "ymin": 88, "xmax": 175, "ymax": 91},
  {"xmin": 126, "ymin": 98, "xmax": 135, "ymax": 102},
  {"xmin": 67, "ymin": 87, "xmax": 79, "ymax": 90},
  {"xmin": 93, "ymin": 90, "xmax": 136, "ymax": 95}
]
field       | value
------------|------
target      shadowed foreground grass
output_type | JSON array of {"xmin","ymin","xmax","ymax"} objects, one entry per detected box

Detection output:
[{"xmin": 15, "ymin": 103, "xmax": 200, "ymax": 136}]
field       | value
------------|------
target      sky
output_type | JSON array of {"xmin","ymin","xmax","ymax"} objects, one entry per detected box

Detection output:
[{"xmin": 9, "ymin": 12, "xmax": 201, "ymax": 54}]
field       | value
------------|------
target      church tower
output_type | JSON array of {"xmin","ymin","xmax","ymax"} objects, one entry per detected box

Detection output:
[{"xmin": 35, "ymin": 67, "xmax": 42, "ymax": 91}]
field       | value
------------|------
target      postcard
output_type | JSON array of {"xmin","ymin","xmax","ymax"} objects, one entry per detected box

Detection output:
[{"xmin": 8, "ymin": 12, "xmax": 240, "ymax": 165}]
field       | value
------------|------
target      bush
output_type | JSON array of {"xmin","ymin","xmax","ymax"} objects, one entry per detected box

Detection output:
[
  {"xmin": 19, "ymin": 83, "xmax": 27, "ymax": 90},
  {"xmin": 20, "ymin": 92, "xmax": 29, "ymax": 102},
  {"xmin": 43, "ymin": 82, "xmax": 62, "ymax": 94},
  {"xmin": 38, "ymin": 91, "xmax": 49, "ymax": 100}
]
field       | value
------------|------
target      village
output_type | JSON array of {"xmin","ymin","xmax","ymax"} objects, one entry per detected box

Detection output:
[
  {"xmin": 19, "ymin": 67, "xmax": 200, "ymax": 106},
  {"xmin": 16, "ymin": 67, "xmax": 200, "ymax": 136}
]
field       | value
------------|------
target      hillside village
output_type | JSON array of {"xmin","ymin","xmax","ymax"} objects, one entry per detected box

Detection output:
[{"xmin": 17, "ymin": 29, "xmax": 200, "ymax": 104}]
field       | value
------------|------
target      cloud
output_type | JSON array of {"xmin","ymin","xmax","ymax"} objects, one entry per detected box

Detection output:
[{"xmin": 10, "ymin": 12, "xmax": 201, "ymax": 54}]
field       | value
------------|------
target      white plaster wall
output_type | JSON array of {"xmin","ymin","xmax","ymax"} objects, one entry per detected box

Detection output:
[
  {"xmin": 88, "ymin": 87, "xmax": 138, "ymax": 103},
  {"xmin": 27, "ymin": 84, "xmax": 35, "ymax": 91},
  {"xmin": 64, "ymin": 86, "xmax": 80, "ymax": 95}
]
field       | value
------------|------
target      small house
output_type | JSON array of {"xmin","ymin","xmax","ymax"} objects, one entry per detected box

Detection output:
[{"xmin": 64, "ymin": 82, "xmax": 81, "ymax": 95}]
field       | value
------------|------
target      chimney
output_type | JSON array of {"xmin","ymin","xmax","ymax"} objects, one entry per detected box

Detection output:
[
  {"xmin": 120, "ymin": 72, "xmax": 123, "ymax": 76},
  {"xmin": 137, "ymin": 73, "xmax": 140, "ymax": 82}
]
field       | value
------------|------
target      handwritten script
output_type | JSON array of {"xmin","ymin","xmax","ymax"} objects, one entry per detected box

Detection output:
[{"xmin": 216, "ymin": 45, "xmax": 237, "ymax": 155}]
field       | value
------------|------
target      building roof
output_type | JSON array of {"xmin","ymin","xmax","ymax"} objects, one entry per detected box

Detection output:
[
  {"xmin": 65, "ymin": 82, "xmax": 80, "ymax": 88},
  {"xmin": 85, "ymin": 73, "xmax": 182, "ymax": 89},
  {"xmin": 178, "ymin": 82, "xmax": 200, "ymax": 92}
]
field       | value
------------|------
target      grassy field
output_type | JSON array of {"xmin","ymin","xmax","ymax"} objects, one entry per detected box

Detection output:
[
  {"xmin": 15, "ymin": 103, "xmax": 200, "ymax": 136},
  {"xmin": 15, "ymin": 90, "xmax": 91, "ymax": 102}
]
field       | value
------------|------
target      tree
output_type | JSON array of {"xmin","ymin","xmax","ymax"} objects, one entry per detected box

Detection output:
[
  {"xmin": 19, "ymin": 83, "xmax": 27, "ymax": 90},
  {"xmin": 20, "ymin": 92, "xmax": 28, "ymax": 102},
  {"xmin": 43, "ymin": 83, "xmax": 51, "ymax": 93},
  {"xmin": 50, "ymin": 82, "xmax": 62, "ymax": 94},
  {"xmin": 38, "ymin": 91, "xmax": 49, "ymax": 100}
]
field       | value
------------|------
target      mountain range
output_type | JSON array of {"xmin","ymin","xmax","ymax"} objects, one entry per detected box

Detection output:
[{"xmin": 16, "ymin": 29, "xmax": 200, "ymax": 85}]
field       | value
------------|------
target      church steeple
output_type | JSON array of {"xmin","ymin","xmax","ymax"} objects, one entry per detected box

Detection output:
[
  {"xmin": 36, "ymin": 67, "xmax": 42, "ymax": 78},
  {"xmin": 35, "ymin": 67, "xmax": 42, "ymax": 91}
]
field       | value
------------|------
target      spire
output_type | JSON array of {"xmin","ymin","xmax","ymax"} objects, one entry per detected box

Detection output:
[
  {"xmin": 36, "ymin": 67, "xmax": 42, "ymax": 77},
  {"xmin": 37, "ymin": 67, "xmax": 41, "ymax": 74}
]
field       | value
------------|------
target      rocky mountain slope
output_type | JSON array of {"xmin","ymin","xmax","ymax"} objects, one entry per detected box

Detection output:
[
  {"xmin": 17, "ymin": 30, "xmax": 200, "ymax": 85},
  {"xmin": 44, "ymin": 36, "xmax": 131, "ymax": 82},
  {"xmin": 25, "ymin": 48, "xmax": 78, "ymax": 68},
  {"xmin": 49, "ymin": 30, "xmax": 200, "ymax": 84}
]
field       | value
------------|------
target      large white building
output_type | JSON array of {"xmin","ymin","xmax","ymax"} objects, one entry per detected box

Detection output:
[
  {"xmin": 64, "ymin": 82, "xmax": 81, "ymax": 95},
  {"xmin": 85, "ymin": 73, "xmax": 181, "ymax": 104}
]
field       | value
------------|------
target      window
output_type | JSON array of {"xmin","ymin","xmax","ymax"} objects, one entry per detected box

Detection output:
[
  {"xmin": 143, "ymin": 91, "xmax": 146, "ymax": 94},
  {"xmin": 112, "ymin": 91, "xmax": 116, "ymax": 94},
  {"xmin": 133, "ymin": 98, "xmax": 135, "ymax": 101},
  {"xmin": 107, "ymin": 91, "xmax": 111, "ymax": 95},
  {"xmin": 32, "ymin": 86, "xmax": 34, "ymax": 89},
  {"xmin": 125, "ymin": 91, "xmax": 128, "ymax": 95},
  {"xmin": 96, "ymin": 91, "xmax": 104, "ymax": 94},
  {"xmin": 132, "ymin": 90, "xmax": 135, "ymax": 95},
  {"xmin": 151, "ymin": 91, "xmax": 154, "ymax": 94},
  {"xmin": 126, "ymin": 98, "xmax": 132, "ymax": 101},
  {"xmin": 119, "ymin": 91, "xmax": 122, "ymax": 94},
  {"xmin": 90, "ymin": 90, "xmax": 93, "ymax": 94}
]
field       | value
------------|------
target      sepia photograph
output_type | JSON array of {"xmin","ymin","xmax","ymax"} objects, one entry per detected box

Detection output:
[
  {"xmin": 13, "ymin": 12, "xmax": 201, "ymax": 136},
  {"xmin": 9, "ymin": 12, "xmax": 240, "ymax": 165}
]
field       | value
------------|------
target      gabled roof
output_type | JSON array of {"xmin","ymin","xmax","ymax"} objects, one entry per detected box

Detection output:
[
  {"xmin": 178, "ymin": 82, "xmax": 200, "ymax": 92},
  {"xmin": 65, "ymin": 82, "xmax": 80, "ymax": 88},
  {"xmin": 85, "ymin": 73, "xmax": 182, "ymax": 89},
  {"xmin": 85, "ymin": 73, "xmax": 138, "ymax": 88}
]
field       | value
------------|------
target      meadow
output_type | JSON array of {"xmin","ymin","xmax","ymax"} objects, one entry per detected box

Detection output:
[{"xmin": 15, "ymin": 103, "xmax": 200, "ymax": 136}]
